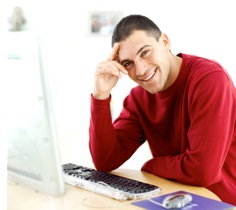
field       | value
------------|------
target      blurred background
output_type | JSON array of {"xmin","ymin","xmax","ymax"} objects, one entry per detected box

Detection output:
[{"xmin": 4, "ymin": 0, "xmax": 236, "ymax": 171}]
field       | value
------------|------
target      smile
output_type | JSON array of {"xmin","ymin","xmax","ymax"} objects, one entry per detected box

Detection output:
[{"xmin": 142, "ymin": 69, "xmax": 157, "ymax": 81}]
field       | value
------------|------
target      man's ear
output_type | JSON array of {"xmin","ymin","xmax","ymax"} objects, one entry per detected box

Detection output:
[{"xmin": 160, "ymin": 33, "xmax": 171, "ymax": 51}]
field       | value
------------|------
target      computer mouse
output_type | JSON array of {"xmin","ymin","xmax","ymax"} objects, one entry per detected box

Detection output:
[{"xmin": 162, "ymin": 191, "xmax": 192, "ymax": 209}]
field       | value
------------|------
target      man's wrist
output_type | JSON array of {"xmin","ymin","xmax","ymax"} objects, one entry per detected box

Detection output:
[
  {"xmin": 92, "ymin": 92, "xmax": 111, "ymax": 100},
  {"xmin": 92, "ymin": 92, "xmax": 110, "ymax": 100}
]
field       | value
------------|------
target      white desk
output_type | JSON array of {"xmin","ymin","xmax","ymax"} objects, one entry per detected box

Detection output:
[{"xmin": 7, "ymin": 168, "xmax": 220, "ymax": 210}]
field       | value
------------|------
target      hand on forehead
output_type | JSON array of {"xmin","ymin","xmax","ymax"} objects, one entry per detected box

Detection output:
[{"xmin": 108, "ymin": 43, "xmax": 120, "ymax": 62}]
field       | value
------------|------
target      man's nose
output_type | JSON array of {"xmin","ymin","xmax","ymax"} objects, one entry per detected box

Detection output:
[{"xmin": 135, "ymin": 60, "xmax": 147, "ymax": 76}]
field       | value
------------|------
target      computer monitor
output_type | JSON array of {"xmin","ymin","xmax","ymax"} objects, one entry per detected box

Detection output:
[{"xmin": 6, "ymin": 31, "xmax": 65, "ymax": 197}]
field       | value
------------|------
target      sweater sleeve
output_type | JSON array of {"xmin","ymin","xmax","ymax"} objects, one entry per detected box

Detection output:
[
  {"xmin": 89, "ymin": 94, "xmax": 145, "ymax": 171},
  {"xmin": 141, "ymin": 71, "xmax": 236, "ymax": 187}
]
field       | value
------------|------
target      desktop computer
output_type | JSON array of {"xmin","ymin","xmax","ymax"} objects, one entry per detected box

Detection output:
[{"xmin": 6, "ymin": 31, "xmax": 65, "ymax": 196}]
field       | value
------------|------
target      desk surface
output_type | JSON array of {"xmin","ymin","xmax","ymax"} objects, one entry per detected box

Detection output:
[{"xmin": 8, "ymin": 168, "xmax": 220, "ymax": 210}]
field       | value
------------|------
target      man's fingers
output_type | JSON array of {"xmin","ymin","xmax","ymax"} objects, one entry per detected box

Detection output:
[
  {"xmin": 113, "ymin": 61, "xmax": 128, "ymax": 75},
  {"xmin": 107, "ymin": 43, "xmax": 128, "ymax": 75},
  {"xmin": 108, "ymin": 43, "xmax": 119, "ymax": 61},
  {"xmin": 99, "ymin": 60, "xmax": 127, "ymax": 77}
]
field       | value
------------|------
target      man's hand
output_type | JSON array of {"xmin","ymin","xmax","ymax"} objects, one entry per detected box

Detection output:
[{"xmin": 93, "ymin": 43, "xmax": 128, "ymax": 100}]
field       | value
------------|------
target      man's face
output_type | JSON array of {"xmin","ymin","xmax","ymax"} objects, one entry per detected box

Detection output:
[{"xmin": 118, "ymin": 30, "xmax": 172, "ymax": 94}]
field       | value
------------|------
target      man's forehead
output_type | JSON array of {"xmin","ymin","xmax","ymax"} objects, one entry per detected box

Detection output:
[{"xmin": 118, "ymin": 32, "xmax": 155, "ymax": 60}]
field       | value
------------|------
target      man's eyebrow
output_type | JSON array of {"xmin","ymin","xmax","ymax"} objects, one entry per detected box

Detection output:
[
  {"xmin": 137, "ymin": 45, "xmax": 151, "ymax": 55},
  {"xmin": 120, "ymin": 59, "xmax": 129, "ymax": 65},
  {"xmin": 120, "ymin": 45, "xmax": 151, "ymax": 65}
]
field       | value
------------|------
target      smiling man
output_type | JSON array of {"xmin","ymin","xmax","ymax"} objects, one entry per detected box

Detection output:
[{"xmin": 89, "ymin": 14, "xmax": 236, "ymax": 205}]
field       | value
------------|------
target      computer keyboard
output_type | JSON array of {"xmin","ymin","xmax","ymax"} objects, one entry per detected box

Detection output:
[{"xmin": 63, "ymin": 163, "xmax": 161, "ymax": 200}]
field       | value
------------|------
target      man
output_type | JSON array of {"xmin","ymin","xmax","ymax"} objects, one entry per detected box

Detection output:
[{"xmin": 89, "ymin": 14, "xmax": 236, "ymax": 205}]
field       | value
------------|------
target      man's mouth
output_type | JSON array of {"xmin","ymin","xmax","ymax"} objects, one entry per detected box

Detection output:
[{"xmin": 141, "ymin": 68, "xmax": 157, "ymax": 81}]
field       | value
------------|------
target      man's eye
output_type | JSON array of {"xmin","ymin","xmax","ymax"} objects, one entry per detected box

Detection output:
[
  {"xmin": 123, "ymin": 61, "xmax": 132, "ymax": 68},
  {"xmin": 141, "ymin": 50, "xmax": 149, "ymax": 57}
]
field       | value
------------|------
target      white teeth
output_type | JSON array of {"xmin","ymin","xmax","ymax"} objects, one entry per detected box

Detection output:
[{"xmin": 144, "ymin": 71, "xmax": 155, "ymax": 81}]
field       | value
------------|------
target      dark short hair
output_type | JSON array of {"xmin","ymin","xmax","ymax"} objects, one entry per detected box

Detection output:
[{"xmin": 111, "ymin": 14, "xmax": 162, "ymax": 47}]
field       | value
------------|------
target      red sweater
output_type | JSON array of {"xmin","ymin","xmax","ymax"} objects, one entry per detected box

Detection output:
[{"xmin": 89, "ymin": 53, "xmax": 236, "ymax": 205}]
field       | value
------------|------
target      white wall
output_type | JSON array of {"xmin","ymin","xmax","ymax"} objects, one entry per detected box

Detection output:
[{"xmin": 6, "ymin": 0, "xmax": 236, "ymax": 169}]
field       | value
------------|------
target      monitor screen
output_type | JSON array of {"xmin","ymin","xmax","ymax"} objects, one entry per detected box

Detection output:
[{"xmin": 6, "ymin": 31, "xmax": 65, "ymax": 197}]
